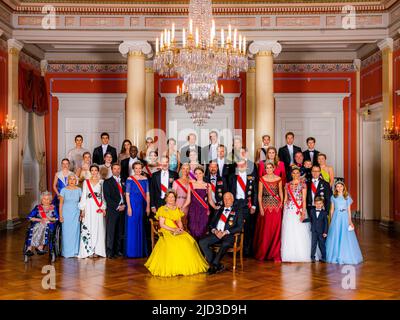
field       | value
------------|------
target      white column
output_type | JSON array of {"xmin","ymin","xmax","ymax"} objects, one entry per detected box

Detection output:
[
  {"xmin": 249, "ymin": 41, "xmax": 282, "ymax": 147},
  {"xmin": 119, "ymin": 41, "xmax": 152, "ymax": 150},
  {"xmin": 353, "ymin": 58, "xmax": 361, "ymax": 216}
]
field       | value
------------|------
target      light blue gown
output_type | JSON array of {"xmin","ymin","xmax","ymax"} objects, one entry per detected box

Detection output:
[
  {"xmin": 60, "ymin": 187, "xmax": 82, "ymax": 258},
  {"xmin": 326, "ymin": 195, "xmax": 363, "ymax": 265},
  {"xmin": 125, "ymin": 178, "xmax": 148, "ymax": 258},
  {"xmin": 169, "ymin": 153, "xmax": 178, "ymax": 172}
]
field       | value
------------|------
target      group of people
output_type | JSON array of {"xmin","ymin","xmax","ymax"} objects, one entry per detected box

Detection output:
[{"xmin": 25, "ymin": 130, "xmax": 363, "ymax": 277}]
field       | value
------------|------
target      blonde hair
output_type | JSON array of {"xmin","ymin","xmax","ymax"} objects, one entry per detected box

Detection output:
[
  {"xmin": 265, "ymin": 146, "xmax": 279, "ymax": 166},
  {"xmin": 334, "ymin": 181, "xmax": 349, "ymax": 199}
]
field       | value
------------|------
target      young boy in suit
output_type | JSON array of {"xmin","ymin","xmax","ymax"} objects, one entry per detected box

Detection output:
[{"xmin": 302, "ymin": 197, "xmax": 328, "ymax": 262}]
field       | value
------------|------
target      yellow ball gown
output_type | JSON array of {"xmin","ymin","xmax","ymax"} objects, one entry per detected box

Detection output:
[{"xmin": 145, "ymin": 206, "xmax": 209, "ymax": 277}]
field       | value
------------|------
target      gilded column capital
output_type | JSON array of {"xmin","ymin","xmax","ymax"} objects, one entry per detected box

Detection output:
[
  {"xmin": 119, "ymin": 41, "xmax": 152, "ymax": 58},
  {"xmin": 353, "ymin": 59, "xmax": 361, "ymax": 72},
  {"xmin": 7, "ymin": 39, "xmax": 23, "ymax": 56},
  {"xmin": 249, "ymin": 41, "xmax": 282, "ymax": 58},
  {"xmin": 378, "ymin": 38, "xmax": 393, "ymax": 52},
  {"xmin": 40, "ymin": 60, "xmax": 48, "ymax": 76}
]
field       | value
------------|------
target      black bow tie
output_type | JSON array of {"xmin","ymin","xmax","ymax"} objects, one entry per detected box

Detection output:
[
  {"xmin": 309, "ymin": 150, "xmax": 314, "ymax": 152},
  {"xmin": 316, "ymin": 210, "xmax": 321, "ymax": 213},
  {"xmin": 224, "ymin": 208, "xmax": 230, "ymax": 212}
]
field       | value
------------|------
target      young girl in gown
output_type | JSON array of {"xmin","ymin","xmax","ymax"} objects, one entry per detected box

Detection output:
[
  {"xmin": 326, "ymin": 181, "xmax": 363, "ymax": 265},
  {"xmin": 145, "ymin": 190, "xmax": 208, "ymax": 277}
]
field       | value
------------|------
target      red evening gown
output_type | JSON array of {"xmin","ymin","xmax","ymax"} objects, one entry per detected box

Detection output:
[
  {"xmin": 258, "ymin": 161, "xmax": 286, "ymax": 185},
  {"xmin": 253, "ymin": 178, "xmax": 282, "ymax": 262}
]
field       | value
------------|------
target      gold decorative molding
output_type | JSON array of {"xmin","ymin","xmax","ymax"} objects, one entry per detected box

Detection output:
[
  {"xmin": 145, "ymin": 67, "xmax": 153, "ymax": 73},
  {"xmin": 128, "ymin": 50, "xmax": 144, "ymax": 57},
  {"xmin": 247, "ymin": 67, "xmax": 256, "ymax": 73},
  {"xmin": 8, "ymin": 47, "xmax": 20, "ymax": 56}
]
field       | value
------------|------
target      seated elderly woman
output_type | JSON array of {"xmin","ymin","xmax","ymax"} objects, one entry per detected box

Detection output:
[{"xmin": 25, "ymin": 191, "xmax": 59, "ymax": 256}]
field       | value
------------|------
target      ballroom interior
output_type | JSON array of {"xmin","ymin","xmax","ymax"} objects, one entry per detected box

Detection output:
[{"xmin": 0, "ymin": 0, "xmax": 400, "ymax": 300}]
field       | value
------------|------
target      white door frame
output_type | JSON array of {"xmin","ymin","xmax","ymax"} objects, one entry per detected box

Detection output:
[
  {"xmin": 54, "ymin": 93, "xmax": 126, "ymax": 168},
  {"xmin": 359, "ymin": 102, "xmax": 382, "ymax": 220},
  {"xmin": 274, "ymin": 93, "xmax": 349, "ymax": 177}
]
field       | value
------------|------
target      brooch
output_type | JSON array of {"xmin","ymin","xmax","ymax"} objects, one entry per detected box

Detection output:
[
  {"xmin": 248, "ymin": 191, "xmax": 252, "ymax": 195},
  {"xmin": 217, "ymin": 181, "xmax": 223, "ymax": 185},
  {"xmin": 249, "ymin": 185, "xmax": 253, "ymax": 189}
]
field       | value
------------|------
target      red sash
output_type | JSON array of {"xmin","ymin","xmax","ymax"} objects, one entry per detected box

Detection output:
[
  {"xmin": 189, "ymin": 182, "xmax": 209, "ymax": 209},
  {"xmin": 210, "ymin": 182, "xmax": 216, "ymax": 194},
  {"xmin": 287, "ymin": 184, "xmax": 303, "ymax": 215},
  {"xmin": 144, "ymin": 165, "xmax": 152, "ymax": 177},
  {"xmin": 38, "ymin": 205, "xmax": 47, "ymax": 219},
  {"xmin": 260, "ymin": 178, "xmax": 281, "ymax": 202},
  {"xmin": 130, "ymin": 176, "xmax": 147, "ymax": 202},
  {"xmin": 175, "ymin": 180, "xmax": 188, "ymax": 194},
  {"xmin": 115, "ymin": 179, "xmax": 123, "ymax": 195},
  {"xmin": 86, "ymin": 180, "xmax": 104, "ymax": 213},
  {"xmin": 311, "ymin": 182, "xmax": 317, "ymax": 195},
  {"xmin": 161, "ymin": 183, "xmax": 168, "ymax": 194},
  {"xmin": 237, "ymin": 175, "xmax": 252, "ymax": 208}
]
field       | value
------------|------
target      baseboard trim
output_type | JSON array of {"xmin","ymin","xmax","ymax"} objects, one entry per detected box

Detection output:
[
  {"xmin": 5, "ymin": 218, "xmax": 22, "ymax": 230},
  {"xmin": 379, "ymin": 220, "xmax": 395, "ymax": 230}
]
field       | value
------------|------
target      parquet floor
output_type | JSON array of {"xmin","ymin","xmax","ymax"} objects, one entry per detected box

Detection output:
[{"xmin": 0, "ymin": 221, "xmax": 399, "ymax": 300}]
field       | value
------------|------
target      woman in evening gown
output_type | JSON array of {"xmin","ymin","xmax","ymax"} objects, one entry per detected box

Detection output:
[
  {"xmin": 78, "ymin": 164, "xmax": 106, "ymax": 258},
  {"xmin": 317, "ymin": 153, "xmax": 334, "ymax": 187},
  {"xmin": 172, "ymin": 163, "xmax": 190, "ymax": 228},
  {"xmin": 67, "ymin": 134, "xmax": 89, "ymax": 172},
  {"xmin": 59, "ymin": 174, "xmax": 82, "ymax": 258},
  {"xmin": 253, "ymin": 162, "xmax": 284, "ymax": 262},
  {"xmin": 145, "ymin": 190, "xmax": 208, "ymax": 277},
  {"xmin": 52, "ymin": 158, "xmax": 74, "ymax": 209},
  {"xmin": 326, "ymin": 181, "xmax": 363, "ymax": 265},
  {"xmin": 125, "ymin": 161, "xmax": 150, "ymax": 258},
  {"xmin": 76, "ymin": 151, "xmax": 92, "ymax": 187},
  {"xmin": 165, "ymin": 138, "xmax": 180, "ymax": 173},
  {"xmin": 258, "ymin": 147, "xmax": 286, "ymax": 185},
  {"xmin": 182, "ymin": 166, "xmax": 219, "ymax": 241},
  {"xmin": 281, "ymin": 167, "xmax": 312, "ymax": 262}
]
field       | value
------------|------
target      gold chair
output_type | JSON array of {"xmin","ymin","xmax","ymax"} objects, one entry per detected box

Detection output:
[
  {"xmin": 211, "ymin": 226, "xmax": 244, "ymax": 272},
  {"xmin": 150, "ymin": 218, "xmax": 161, "ymax": 249}
]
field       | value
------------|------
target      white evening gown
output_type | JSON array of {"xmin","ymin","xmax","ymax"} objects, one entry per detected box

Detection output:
[
  {"xmin": 281, "ymin": 182, "xmax": 312, "ymax": 262},
  {"xmin": 78, "ymin": 179, "xmax": 107, "ymax": 258}
]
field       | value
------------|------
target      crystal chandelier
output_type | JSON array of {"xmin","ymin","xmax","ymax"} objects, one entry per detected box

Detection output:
[
  {"xmin": 383, "ymin": 115, "xmax": 400, "ymax": 141},
  {"xmin": 153, "ymin": 0, "xmax": 248, "ymax": 104},
  {"xmin": 175, "ymin": 82, "xmax": 225, "ymax": 126}
]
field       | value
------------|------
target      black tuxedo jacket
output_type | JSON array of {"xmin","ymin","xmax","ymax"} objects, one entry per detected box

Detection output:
[
  {"xmin": 92, "ymin": 145, "xmax": 118, "ymax": 165},
  {"xmin": 150, "ymin": 170, "xmax": 179, "ymax": 209},
  {"xmin": 303, "ymin": 149, "xmax": 320, "ymax": 166},
  {"xmin": 103, "ymin": 177, "xmax": 126, "ymax": 213},
  {"xmin": 180, "ymin": 145, "xmax": 202, "ymax": 163},
  {"xmin": 209, "ymin": 206, "xmax": 244, "ymax": 236},
  {"xmin": 120, "ymin": 157, "xmax": 148, "ymax": 183},
  {"xmin": 306, "ymin": 178, "xmax": 332, "ymax": 212},
  {"xmin": 205, "ymin": 173, "xmax": 228, "ymax": 206},
  {"xmin": 278, "ymin": 145, "xmax": 302, "ymax": 174},
  {"xmin": 232, "ymin": 160, "xmax": 258, "ymax": 179},
  {"xmin": 303, "ymin": 208, "xmax": 328, "ymax": 234},
  {"xmin": 205, "ymin": 158, "xmax": 233, "ymax": 178},
  {"xmin": 228, "ymin": 172, "xmax": 258, "ymax": 209}
]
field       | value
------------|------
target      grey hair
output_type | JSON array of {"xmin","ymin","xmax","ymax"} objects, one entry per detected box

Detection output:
[
  {"xmin": 68, "ymin": 173, "xmax": 77, "ymax": 180},
  {"xmin": 40, "ymin": 191, "xmax": 53, "ymax": 200}
]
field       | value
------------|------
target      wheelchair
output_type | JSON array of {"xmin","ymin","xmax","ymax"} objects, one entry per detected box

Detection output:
[{"xmin": 23, "ymin": 221, "xmax": 62, "ymax": 263}]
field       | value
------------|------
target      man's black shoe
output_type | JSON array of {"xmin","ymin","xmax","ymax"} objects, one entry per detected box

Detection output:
[
  {"xmin": 207, "ymin": 266, "xmax": 217, "ymax": 275},
  {"xmin": 216, "ymin": 264, "xmax": 225, "ymax": 273}
]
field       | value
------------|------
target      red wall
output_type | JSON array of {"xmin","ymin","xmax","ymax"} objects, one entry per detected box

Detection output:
[
  {"xmin": 275, "ymin": 72, "xmax": 358, "ymax": 210},
  {"xmin": 0, "ymin": 50, "xmax": 7, "ymax": 222},
  {"xmin": 361, "ymin": 59, "xmax": 382, "ymax": 106},
  {"xmin": 394, "ymin": 49, "xmax": 400, "ymax": 221}
]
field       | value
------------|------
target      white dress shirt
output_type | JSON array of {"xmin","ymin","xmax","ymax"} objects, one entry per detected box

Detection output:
[
  {"xmin": 160, "ymin": 169, "xmax": 169, "ymax": 199},
  {"xmin": 216, "ymin": 207, "xmax": 232, "ymax": 232},
  {"xmin": 315, "ymin": 209, "xmax": 321, "ymax": 219},
  {"xmin": 308, "ymin": 149, "xmax": 315, "ymax": 163},
  {"xmin": 217, "ymin": 157, "xmax": 225, "ymax": 177},
  {"xmin": 209, "ymin": 143, "xmax": 218, "ymax": 161},
  {"xmin": 102, "ymin": 144, "xmax": 109, "ymax": 156},
  {"xmin": 311, "ymin": 178, "xmax": 319, "ymax": 202},
  {"xmin": 259, "ymin": 145, "xmax": 269, "ymax": 161},
  {"xmin": 236, "ymin": 171, "xmax": 247, "ymax": 199},
  {"xmin": 128, "ymin": 156, "xmax": 138, "ymax": 176},
  {"xmin": 287, "ymin": 144, "xmax": 294, "ymax": 164},
  {"xmin": 113, "ymin": 175, "xmax": 124, "ymax": 207}
]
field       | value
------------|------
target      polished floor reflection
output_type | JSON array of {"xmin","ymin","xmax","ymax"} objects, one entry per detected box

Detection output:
[{"xmin": 0, "ymin": 221, "xmax": 399, "ymax": 300}]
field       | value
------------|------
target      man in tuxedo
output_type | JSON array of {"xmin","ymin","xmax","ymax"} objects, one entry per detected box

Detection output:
[
  {"xmin": 302, "ymin": 197, "xmax": 328, "ymax": 262},
  {"xmin": 199, "ymin": 192, "xmax": 244, "ymax": 274},
  {"xmin": 229, "ymin": 158, "xmax": 258, "ymax": 256},
  {"xmin": 121, "ymin": 145, "xmax": 147, "ymax": 183},
  {"xmin": 232, "ymin": 147, "xmax": 258, "ymax": 178},
  {"xmin": 203, "ymin": 130, "xmax": 219, "ymax": 164},
  {"xmin": 278, "ymin": 131, "xmax": 302, "ymax": 178},
  {"xmin": 206, "ymin": 145, "xmax": 232, "ymax": 179},
  {"xmin": 255, "ymin": 134, "xmax": 271, "ymax": 163},
  {"xmin": 150, "ymin": 156, "xmax": 179, "ymax": 215},
  {"xmin": 92, "ymin": 132, "xmax": 118, "ymax": 165},
  {"xmin": 303, "ymin": 137, "xmax": 320, "ymax": 166},
  {"xmin": 306, "ymin": 165, "xmax": 332, "ymax": 215},
  {"xmin": 205, "ymin": 161, "xmax": 228, "ymax": 219},
  {"xmin": 103, "ymin": 163, "xmax": 126, "ymax": 259},
  {"xmin": 180, "ymin": 133, "xmax": 202, "ymax": 164}
]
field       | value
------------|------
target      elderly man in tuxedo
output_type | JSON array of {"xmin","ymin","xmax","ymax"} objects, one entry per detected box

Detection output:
[
  {"xmin": 199, "ymin": 192, "xmax": 244, "ymax": 274},
  {"xmin": 278, "ymin": 131, "xmax": 302, "ymax": 178},
  {"xmin": 180, "ymin": 133, "xmax": 202, "ymax": 164},
  {"xmin": 229, "ymin": 158, "xmax": 258, "ymax": 257},
  {"xmin": 92, "ymin": 132, "xmax": 118, "ymax": 165},
  {"xmin": 150, "ymin": 156, "xmax": 179, "ymax": 214},
  {"xmin": 306, "ymin": 165, "xmax": 332, "ymax": 215},
  {"xmin": 103, "ymin": 163, "xmax": 126, "ymax": 259}
]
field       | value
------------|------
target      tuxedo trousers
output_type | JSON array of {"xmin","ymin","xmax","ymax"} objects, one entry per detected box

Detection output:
[
  {"xmin": 106, "ymin": 209, "xmax": 125, "ymax": 257},
  {"xmin": 199, "ymin": 234, "xmax": 235, "ymax": 266}
]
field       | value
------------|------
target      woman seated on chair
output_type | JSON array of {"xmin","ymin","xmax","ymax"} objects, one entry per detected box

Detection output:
[
  {"xmin": 25, "ymin": 191, "xmax": 59, "ymax": 256},
  {"xmin": 145, "ymin": 189, "xmax": 208, "ymax": 277}
]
